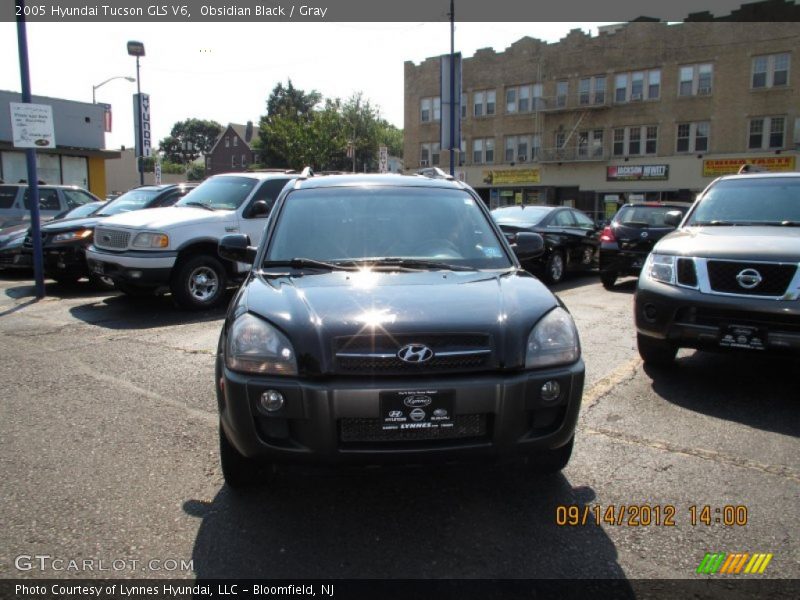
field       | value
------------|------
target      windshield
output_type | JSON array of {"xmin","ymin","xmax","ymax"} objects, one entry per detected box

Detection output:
[
  {"xmin": 492, "ymin": 206, "xmax": 551, "ymax": 227},
  {"xmin": 616, "ymin": 205, "xmax": 688, "ymax": 227},
  {"xmin": 97, "ymin": 189, "xmax": 160, "ymax": 216},
  {"xmin": 687, "ymin": 177, "xmax": 800, "ymax": 225},
  {"xmin": 63, "ymin": 202, "xmax": 105, "ymax": 219},
  {"xmin": 175, "ymin": 176, "xmax": 258, "ymax": 211},
  {"xmin": 265, "ymin": 187, "xmax": 512, "ymax": 270}
]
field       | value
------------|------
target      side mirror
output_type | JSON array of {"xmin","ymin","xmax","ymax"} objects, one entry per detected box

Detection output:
[
  {"xmin": 249, "ymin": 200, "xmax": 270, "ymax": 218},
  {"xmin": 218, "ymin": 234, "xmax": 257, "ymax": 264},
  {"xmin": 512, "ymin": 232, "xmax": 545, "ymax": 260},
  {"xmin": 664, "ymin": 211, "xmax": 683, "ymax": 228}
]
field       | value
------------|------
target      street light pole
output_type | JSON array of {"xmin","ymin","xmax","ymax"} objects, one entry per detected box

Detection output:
[
  {"xmin": 127, "ymin": 41, "xmax": 146, "ymax": 186},
  {"xmin": 92, "ymin": 75, "xmax": 135, "ymax": 104}
]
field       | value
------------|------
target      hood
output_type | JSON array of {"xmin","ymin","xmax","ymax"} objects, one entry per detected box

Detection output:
[
  {"xmin": 0, "ymin": 223, "xmax": 30, "ymax": 243},
  {"xmin": 41, "ymin": 215, "xmax": 106, "ymax": 233},
  {"xmin": 655, "ymin": 226, "xmax": 800, "ymax": 262},
  {"xmin": 96, "ymin": 206, "xmax": 230, "ymax": 230},
  {"xmin": 240, "ymin": 269, "xmax": 560, "ymax": 375}
]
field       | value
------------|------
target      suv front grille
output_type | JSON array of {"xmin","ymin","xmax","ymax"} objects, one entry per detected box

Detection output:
[
  {"xmin": 340, "ymin": 414, "xmax": 487, "ymax": 443},
  {"xmin": 706, "ymin": 260, "xmax": 796, "ymax": 297},
  {"xmin": 94, "ymin": 227, "xmax": 130, "ymax": 250},
  {"xmin": 677, "ymin": 258, "xmax": 698, "ymax": 287}
]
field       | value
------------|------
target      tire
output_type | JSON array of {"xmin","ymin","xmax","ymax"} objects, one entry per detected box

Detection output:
[
  {"xmin": 219, "ymin": 425, "xmax": 272, "ymax": 489},
  {"xmin": 88, "ymin": 273, "xmax": 116, "ymax": 291},
  {"xmin": 637, "ymin": 333, "xmax": 678, "ymax": 366},
  {"xmin": 527, "ymin": 436, "xmax": 574, "ymax": 474},
  {"xmin": 171, "ymin": 254, "xmax": 228, "ymax": 310},
  {"xmin": 600, "ymin": 270, "xmax": 617, "ymax": 289},
  {"xmin": 116, "ymin": 282, "xmax": 155, "ymax": 297},
  {"xmin": 544, "ymin": 250, "xmax": 565, "ymax": 284}
]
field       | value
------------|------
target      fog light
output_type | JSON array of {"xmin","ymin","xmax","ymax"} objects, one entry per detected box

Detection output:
[
  {"xmin": 260, "ymin": 390, "xmax": 285, "ymax": 412},
  {"xmin": 643, "ymin": 303, "xmax": 658, "ymax": 322},
  {"xmin": 541, "ymin": 380, "xmax": 561, "ymax": 403},
  {"xmin": 128, "ymin": 270, "xmax": 142, "ymax": 279}
]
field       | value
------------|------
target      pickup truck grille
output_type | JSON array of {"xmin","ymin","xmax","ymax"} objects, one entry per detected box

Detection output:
[{"xmin": 94, "ymin": 227, "xmax": 130, "ymax": 250}]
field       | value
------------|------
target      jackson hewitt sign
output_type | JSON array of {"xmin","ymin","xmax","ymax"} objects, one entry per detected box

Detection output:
[{"xmin": 606, "ymin": 165, "xmax": 669, "ymax": 181}]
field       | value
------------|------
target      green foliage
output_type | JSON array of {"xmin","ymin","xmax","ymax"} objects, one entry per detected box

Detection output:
[
  {"xmin": 257, "ymin": 85, "xmax": 404, "ymax": 172},
  {"xmin": 158, "ymin": 118, "xmax": 223, "ymax": 164}
]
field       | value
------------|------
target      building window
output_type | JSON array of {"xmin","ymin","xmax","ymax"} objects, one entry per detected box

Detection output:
[
  {"xmin": 419, "ymin": 142, "xmax": 441, "ymax": 166},
  {"xmin": 421, "ymin": 97, "xmax": 441, "ymax": 123},
  {"xmin": 679, "ymin": 63, "xmax": 714, "ymax": 96},
  {"xmin": 505, "ymin": 135, "xmax": 536, "ymax": 162},
  {"xmin": 556, "ymin": 80, "xmax": 568, "ymax": 107},
  {"xmin": 473, "ymin": 90, "xmax": 496, "ymax": 117},
  {"xmin": 577, "ymin": 129, "xmax": 604, "ymax": 158},
  {"xmin": 506, "ymin": 85, "xmax": 536, "ymax": 113},
  {"xmin": 225, "ymin": 137, "xmax": 230, "ymax": 148},
  {"xmin": 612, "ymin": 125, "xmax": 658, "ymax": 156},
  {"xmin": 505, "ymin": 88, "xmax": 517, "ymax": 113},
  {"xmin": 233, "ymin": 136, "xmax": 238, "ymax": 147},
  {"xmin": 231, "ymin": 155, "xmax": 236, "ymax": 168},
  {"xmin": 461, "ymin": 93, "xmax": 467, "ymax": 119},
  {"xmin": 578, "ymin": 76, "xmax": 606, "ymax": 106},
  {"xmin": 749, "ymin": 116, "xmax": 785, "ymax": 149},
  {"xmin": 676, "ymin": 122, "xmax": 710, "ymax": 153},
  {"xmin": 614, "ymin": 69, "xmax": 661, "ymax": 102},
  {"xmin": 752, "ymin": 53, "xmax": 790, "ymax": 88},
  {"xmin": 242, "ymin": 153, "xmax": 248, "ymax": 166},
  {"xmin": 472, "ymin": 138, "xmax": 494, "ymax": 163}
]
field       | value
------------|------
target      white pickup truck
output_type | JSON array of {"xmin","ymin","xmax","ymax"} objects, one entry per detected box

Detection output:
[{"xmin": 85, "ymin": 171, "xmax": 295, "ymax": 309}]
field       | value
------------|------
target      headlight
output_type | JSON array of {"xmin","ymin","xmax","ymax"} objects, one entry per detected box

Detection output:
[
  {"xmin": 132, "ymin": 232, "xmax": 169, "ymax": 248},
  {"xmin": 52, "ymin": 229, "xmax": 93, "ymax": 243},
  {"xmin": 644, "ymin": 253, "xmax": 676, "ymax": 285},
  {"xmin": 225, "ymin": 313, "xmax": 297, "ymax": 375},
  {"xmin": 525, "ymin": 307, "xmax": 580, "ymax": 368}
]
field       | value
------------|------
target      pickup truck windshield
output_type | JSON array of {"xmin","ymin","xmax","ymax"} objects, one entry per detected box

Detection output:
[
  {"xmin": 688, "ymin": 177, "xmax": 800, "ymax": 226},
  {"xmin": 175, "ymin": 176, "xmax": 257, "ymax": 211},
  {"xmin": 266, "ymin": 186, "xmax": 512, "ymax": 270}
]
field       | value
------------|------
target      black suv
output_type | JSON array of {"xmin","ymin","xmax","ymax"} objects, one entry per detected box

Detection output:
[
  {"xmin": 599, "ymin": 202, "xmax": 691, "ymax": 289},
  {"xmin": 26, "ymin": 183, "xmax": 195, "ymax": 288},
  {"xmin": 215, "ymin": 171, "xmax": 585, "ymax": 487},
  {"xmin": 635, "ymin": 172, "xmax": 800, "ymax": 365}
]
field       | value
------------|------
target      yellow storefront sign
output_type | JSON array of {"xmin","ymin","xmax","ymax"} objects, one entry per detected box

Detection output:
[
  {"xmin": 485, "ymin": 168, "xmax": 541, "ymax": 185},
  {"xmin": 702, "ymin": 156, "xmax": 796, "ymax": 177}
]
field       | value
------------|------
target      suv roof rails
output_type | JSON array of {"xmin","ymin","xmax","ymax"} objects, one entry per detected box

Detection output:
[
  {"xmin": 737, "ymin": 163, "xmax": 767, "ymax": 174},
  {"xmin": 415, "ymin": 167, "xmax": 455, "ymax": 181},
  {"xmin": 299, "ymin": 166, "xmax": 314, "ymax": 179}
]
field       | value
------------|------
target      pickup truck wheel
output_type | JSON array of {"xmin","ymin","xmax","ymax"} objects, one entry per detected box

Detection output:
[
  {"xmin": 637, "ymin": 333, "xmax": 678, "ymax": 366},
  {"xmin": 172, "ymin": 254, "xmax": 227, "ymax": 310},
  {"xmin": 219, "ymin": 425, "xmax": 274, "ymax": 489},
  {"xmin": 526, "ymin": 436, "xmax": 574, "ymax": 474}
]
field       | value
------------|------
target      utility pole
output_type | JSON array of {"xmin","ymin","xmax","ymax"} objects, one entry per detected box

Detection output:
[{"xmin": 449, "ymin": 0, "xmax": 455, "ymax": 176}]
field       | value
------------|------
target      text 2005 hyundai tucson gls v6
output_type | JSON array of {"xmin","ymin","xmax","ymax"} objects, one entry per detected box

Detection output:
[{"xmin": 215, "ymin": 171, "xmax": 584, "ymax": 487}]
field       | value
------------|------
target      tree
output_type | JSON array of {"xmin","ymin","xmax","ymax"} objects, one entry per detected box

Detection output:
[
  {"xmin": 158, "ymin": 118, "xmax": 222, "ymax": 164},
  {"xmin": 257, "ymin": 80, "xmax": 322, "ymax": 167}
]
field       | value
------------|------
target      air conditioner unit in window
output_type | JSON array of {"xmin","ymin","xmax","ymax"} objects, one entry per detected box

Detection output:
[
  {"xmin": 420, "ymin": 160, "xmax": 429, "ymax": 167},
  {"xmin": 697, "ymin": 87, "xmax": 711, "ymax": 96},
  {"xmin": 518, "ymin": 155, "xmax": 527, "ymax": 162},
  {"xmin": 630, "ymin": 93, "xmax": 643, "ymax": 101}
]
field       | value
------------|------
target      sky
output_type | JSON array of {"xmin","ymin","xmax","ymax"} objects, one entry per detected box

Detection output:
[{"xmin": 0, "ymin": 21, "xmax": 615, "ymax": 151}]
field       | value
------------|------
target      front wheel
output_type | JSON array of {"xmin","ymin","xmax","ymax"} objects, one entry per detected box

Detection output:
[
  {"xmin": 219, "ymin": 425, "xmax": 274, "ymax": 489},
  {"xmin": 544, "ymin": 250, "xmax": 565, "ymax": 284},
  {"xmin": 526, "ymin": 436, "xmax": 574, "ymax": 474},
  {"xmin": 171, "ymin": 254, "xmax": 228, "ymax": 310},
  {"xmin": 637, "ymin": 333, "xmax": 678, "ymax": 366}
]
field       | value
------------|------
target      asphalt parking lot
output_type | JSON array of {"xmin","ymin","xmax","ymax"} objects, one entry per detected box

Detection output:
[{"xmin": 0, "ymin": 272, "xmax": 797, "ymax": 589}]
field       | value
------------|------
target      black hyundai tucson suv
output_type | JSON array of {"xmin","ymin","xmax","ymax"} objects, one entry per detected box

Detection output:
[
  {"xmin": 215, "ymin": 170, "xmax": 585, "ymax": 488},
  {"xmin": 635, "ymin": 172, "xmax": 800, "ymax": 365}
]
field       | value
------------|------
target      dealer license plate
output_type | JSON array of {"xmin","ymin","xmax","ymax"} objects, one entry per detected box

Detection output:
[
  {"xmin": 719, "ymin": 324, "xmax": 765, "ymax": 351},
  {"xmin": 380, "ymin": 390, "xmax": 455, "ymax": 433}
]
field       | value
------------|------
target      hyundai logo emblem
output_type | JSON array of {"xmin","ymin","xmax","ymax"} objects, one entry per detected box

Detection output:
[
  {"xmin": 736, "ymin": 268, "xmax": 762, "ymax": 289},
  {"xmin": 397, "ymin": 344, "xmax": 434, "ymax": 364},
  {"xmin": 640, "ymin": 231, "xmax": 649, "ymax": 238}
]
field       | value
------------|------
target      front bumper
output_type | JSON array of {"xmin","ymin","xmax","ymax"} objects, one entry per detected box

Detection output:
[
  {"xmin": 635, "ymin": 276, "xmax": 800, "ymax": 354},
  {"xmin": 85, "ymin": 246, "xmax": 177, "ymax": 286},
  {"xmin": 0, "ymin": 246, "xmax": 31, "ymax": 269},
  {"xmin": 39, "ymin": 244, "xmax": 90, "ymax": 278},
  {"xmin": 217, "ymin": 360, "xmax": 585, "ymax": 465}
]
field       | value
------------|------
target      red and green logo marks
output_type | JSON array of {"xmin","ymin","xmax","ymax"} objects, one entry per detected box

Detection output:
[{"xmin": 697, "ymin": 552, "xmax": 773, "ymax": 575}]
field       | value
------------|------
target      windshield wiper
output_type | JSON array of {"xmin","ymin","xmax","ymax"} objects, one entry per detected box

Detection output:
[
  {"xmin": 180, "ymin": 201, "xmax": 215, "ymax": 211},
  {"xmin": 354, "ymin": 257, "xmax": 476, "ymax": 272},
  {"xmin": 262, "ymin": 258, "xmax": 358, "ymax": 271}
]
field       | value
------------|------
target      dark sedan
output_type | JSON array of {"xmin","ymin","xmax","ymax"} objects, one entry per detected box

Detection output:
[
  {"xmin": 491, "ymin": 205, "xmax": 600, "ymax": 284},
  {"xmin": 599, "ymin": 202, "xmax": 692, "ymax": 289},
  {"xmin": 25, "ymin": 183, "xmax": 196, "ymax": 288}
]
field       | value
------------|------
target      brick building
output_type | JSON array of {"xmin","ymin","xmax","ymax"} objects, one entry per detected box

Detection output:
[
  {"xmin": 404, "ymin": 21, "xmax": 799, "ymax": 221},
  {"xmin": 205, "ymin": 122, "xmax": 257, "ymax": 176}
]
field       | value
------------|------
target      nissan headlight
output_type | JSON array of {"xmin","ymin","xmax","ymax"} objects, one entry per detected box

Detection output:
[
  {"xmin": 525, "ymin": 307, "xmax": 580, "ymax": 368},
  {"xmin": 52, "ymin": 229, "xmax": 93, "ymax": 243},
  {"xmin": 644, "ymin": 253, "xmax": 676, "ymax": 285},
  {"xmin": 225, "ymin": 313, "xmax": 298, "ymax": 375},
  {"xmin": 132, "ymin": 232, "xmax": 169, "ymax": 248}
]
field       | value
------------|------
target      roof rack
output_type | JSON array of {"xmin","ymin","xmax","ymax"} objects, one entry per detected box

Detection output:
[
  {"xmin": 299, "ymin": 166, "xmax": 314, "ymax": 179},
  {"xmin": 415, "ymin": 167, "xmax": 455, "ymax": 180},
  {"xmin": 737, "ymin": 164, "xmax": 767, "ymax": 174}
]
